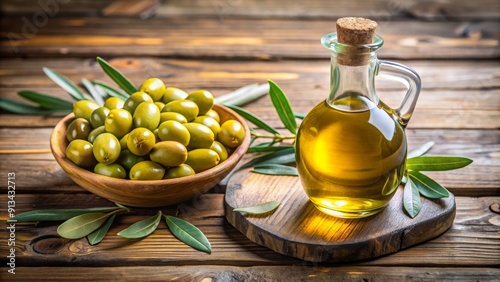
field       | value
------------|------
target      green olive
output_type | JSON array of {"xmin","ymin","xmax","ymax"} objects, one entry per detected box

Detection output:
[
  {"xmin": 210, "ymin": 141, "xmax": 229, "ymax": 162},
  {"xmin": 164, "ymin": 164, "xmax": 195, "ymax": 179},
  {"xmin": 162, "ymin": 87, "xmax": 188, "ymax": 104},
  {"xmin": 184, "ymin": 123, "xmax": 214, "ymax": 150},
  {"xmin": 152, "ymin": 128, "xmax": 161, "ymax": 143},
  {"xmin": 120, "ymin": 133, "xmax": 129, "ymax": 150},
  {"xmin": 89, "ymin": 107, "xmax": 110, "ymax": 128},
  {"xmin": 66, "ymin": 118, "xmax": 92, "ymax": 142},
  {"xmin": 149, "ymin": 141, "xmax": 187, "ymax": 167},
  {"xmin": 129, "ymin": 161, "xmax": 165, "ymax": 180},
  {"xmin": 155, "ymin": 102, "xmax": 165, "ymax": 111},
  {"xmin": 127, "ymin": 127, "xmax": 156, "ymax": 156},
  {"xmin": 104, "ymin": 109, "xmax": 133, "ymax": 139},
  {"xmin": 205, "ymin": 109, "xmax": 220, "ymax": 123},
  {"xmin": 193, "ymin": 116, "xmax": 221, "ymax": 136},
  {"xmin": 157, "ymin": 120, "xmax": 190, "ymax": 146},
  {"xmin": 162, "ymin": 100, "xmax": 199, "ymax": 122},
  {"xmin": 88, "ymin": 125, "xmax": 106, "ymax": 143},
  {"xmin": 94, "ymin": 163, "xmax": 126, "ymax": 179},
  {"xmin": 139, "ymin": 78, "xmax": 165, "ymax": 101},
  {"xmin": 104, "ymin": 97, "xmax": 124, "ymax": 110},
  {"xmin": 73, "ymin": 100, "xmax": 100, "ymax": 122},
  {"xmin": 160, "ymin": 112, "xmax": 188, "ymax": 124},
  {"xmin": 123, "ymin": 91, "xmax": 154, "ymax": 113},
  {"xmin": 185, "ymin": 149, "xmax": 220, "ymax": 173},
  {"xmin": 218, "ymin": 120, "xmax": 245, "ymax": 148},
  {"xmin": 186, "ymin": 90, "xmax": 214, "ymax": 115},
  {"xmin": 93, "ymin": 133, "xmax": 121, "ymax": 164},
  {"xmin": 117, "ymin": 149, "xmax": 145, "ymax": 171},
  {"xmin": 133, "ymin": 102, "xmax": 160, "ymax": 131},
  {"xmin": 66, "ymin": 139, "xmax": 97, "ymax": 167}
]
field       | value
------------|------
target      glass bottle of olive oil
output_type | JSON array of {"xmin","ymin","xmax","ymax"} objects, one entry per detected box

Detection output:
[{"xmin": 296, "ymin": 18, "xmax": 421, "ymax": 218}]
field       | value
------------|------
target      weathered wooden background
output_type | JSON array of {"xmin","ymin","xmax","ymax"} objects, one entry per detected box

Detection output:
[{"xmin": 0, "ymin": 0, "xmax": 499, "ymax": 281}]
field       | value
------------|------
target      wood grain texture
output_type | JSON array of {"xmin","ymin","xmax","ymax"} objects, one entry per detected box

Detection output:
[
  {"xmin": 0, "ymin": 194, "xmax": 498, "ymax": 267},
  {"xmin": 1, "ymin": 17, "xmax": 498, "ymax": 59},
  {"xmin": 157, "ymin": 0, "xmax": 500, "ymax": 20},
  {"xmin": 224, "ymin": 168, "xmax": 456, "ymax": 262},
  {"xmin": 2, "ymin": 0, "xmax": 499, "ymax": 20},
  {"xmin": 1, "ymin": 266, "xmax": 499, "ymax": 282}
]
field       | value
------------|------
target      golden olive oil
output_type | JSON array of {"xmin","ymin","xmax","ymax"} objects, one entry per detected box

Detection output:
[{"xmin": 296, "ymin": 93, "xmax": 407, "ymax": 218}]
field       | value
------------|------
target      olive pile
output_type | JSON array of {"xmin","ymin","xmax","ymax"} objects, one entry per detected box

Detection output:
[{"xmin": 65, "ymin": 78, "xmax": 245, "ymax": 180}]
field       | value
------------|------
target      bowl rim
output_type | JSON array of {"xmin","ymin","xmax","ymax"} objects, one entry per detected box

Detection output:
[{"xmin": 50, "ymin": 103, "xmax": 251, "ymax": 189}]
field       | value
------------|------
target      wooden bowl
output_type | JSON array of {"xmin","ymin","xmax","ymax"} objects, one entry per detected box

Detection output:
[{"xmin": 50, "ymin": 104, "xmax": 250, "ymax": 207}]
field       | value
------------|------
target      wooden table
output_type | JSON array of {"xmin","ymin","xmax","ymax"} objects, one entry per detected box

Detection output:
[{"xmin": 1, "ymin": 1, "xmax": 499, "ymax": 281}]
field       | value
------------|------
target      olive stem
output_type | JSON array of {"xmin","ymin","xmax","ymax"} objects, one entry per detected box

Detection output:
[{"xmin": 251, "ymin": 132, "xmax": 296, "ymax": 141}]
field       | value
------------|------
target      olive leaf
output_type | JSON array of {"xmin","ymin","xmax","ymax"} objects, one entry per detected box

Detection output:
[
  {"xmin": 87, "ymin": 214, "xmax": 116, "ymax": 245},
  {"xmin": 252, "ymin": 164, "xmax": 298, "ymax": 176},
  {"xmin": 17, "ymin": 90, "xmax": 73, "ymax": 110},
  {"xmin": 253, "ymin": 150, "xmax": 296, "ymax": 167},
  {"xmin": 233, "ymin": 201, "xmax": 281, "ymax": 215},
  {"xmin": 81, "ymin": 78, "xmax": 104, "ymax": 106},
  {"xmin": 241, "ymin": 147, "xmax": 295, "ymax": 168},
  {"xmin": 92, "ymin": 80, "xmax": 129, "ymax": 100},
  {"xmin": 0, "ymin": 98, "xmax": 70, "ymax": 114},
  {"xmin": 403, "ymin": 178, "xmax": 421, "ymax": 218},
  {"xmin": 407, "ymin": 141, "xmax": 435, "ymax": 159},
  {"xmin": 293, "ymin": 112, "xmax": 306, "ymax": 119},
  {"xmin": 216, "ymin": 83, "xmax": 269, "ymax": 106},
  {"xmin": 268, "ymin": 79, "xmax": 298, "ymax": 134},
  {"xmin": 57, "ymin": 211, "xmax": 118, "ymax": 239},
  {"xmin": 407, "ymin": 156, "xmax": 473, "ymax": 171},
  {"xmin": 409, "ymin": 171, "xmax": 450, "ymax": 198},
  {"xmin": 247, "ymin": 145, "xmax": 293, "ymax": 154},
  {"xmin": 10, "ymin": 207, "xmax": 120, "ymax": 222},
  {"xmin": 215, "ymin": 83, "xmax": 258, "ymax": 104},
  {"xmin": 224, "ymin": 104, "xmax": 280, "ymax": 135},
  {"xmin": 96, "ymin": 57, "xmax": 136, "ymax": 95},
  {"xmin": 164, "ymin": 215, "xmax": 212, "ymax": 254},
  {"xmin": 117, "ymin": 211, "xmax": 162, "ymax": 239},
  {"xmin": 43, "ymin": 67, "xmax": 87, "ymax": 101}
]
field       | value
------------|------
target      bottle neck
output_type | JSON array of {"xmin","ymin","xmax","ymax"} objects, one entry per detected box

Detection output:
[{"xmin": 327, "ymin": 53, "xmax": 379, "ymax": 112}]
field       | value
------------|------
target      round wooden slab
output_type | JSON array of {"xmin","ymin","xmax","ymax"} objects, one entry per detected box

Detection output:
[{"xmin": 225, "ymin": 168, "xmax": 456, "ymax": 262}]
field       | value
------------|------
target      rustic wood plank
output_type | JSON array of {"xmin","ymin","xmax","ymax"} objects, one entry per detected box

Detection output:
[
  {"xmin": 0, "ymin": 194, "xmax": 498, "ymax": 267},
  {"xmin": 1, "ymin": 266, "xmax": 499, "ymax": 281},
  {"xmin": 2, "ymin": 0, "xmax": 499, "ymax": 20},
  {"xmin": 157, "ymin": 0, "xmax": 500, "ymax": 20},
  {"xmin": 0, "ymin": 0, "xmax": 114, "ymax": 16},
  {"xmin": 1, "ymin": 17, "xmax": 498, "ymax": 59},
  {"xmin": 101, "ymin": 0, "xmax": 160, "ymax": 18}
]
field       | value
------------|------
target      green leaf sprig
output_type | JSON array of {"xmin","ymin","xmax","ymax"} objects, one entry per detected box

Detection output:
[
  {"xmin": 96, "ymin": 57, "xmax": 137, "ymax": 95},
  {"xmin": 11, "ymin": 203, "xmax": 212, "ymax": 254},
  {"xmin": 233, "ymin": 201, "xmax": 281, "ymax": 215}
]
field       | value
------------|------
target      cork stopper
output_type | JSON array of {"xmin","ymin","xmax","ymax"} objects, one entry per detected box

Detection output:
[{"xmin": 335, "ymin": 17, "xmax": 377, "ymax": 66}]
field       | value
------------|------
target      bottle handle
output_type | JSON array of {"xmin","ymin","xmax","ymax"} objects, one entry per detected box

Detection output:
[{"xmin": 377, "ymin": 61, "xmax": 421, "ymax": 127}]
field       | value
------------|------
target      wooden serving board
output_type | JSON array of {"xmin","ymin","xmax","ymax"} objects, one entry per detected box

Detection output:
[{"xmin": 224, "ymin": 168, "xmax": 456, "ymax": 262}]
